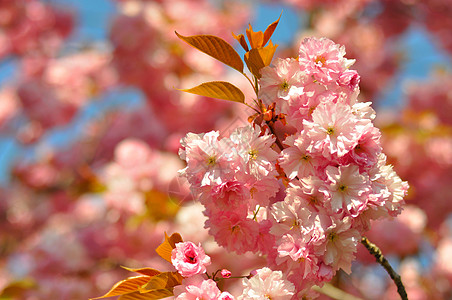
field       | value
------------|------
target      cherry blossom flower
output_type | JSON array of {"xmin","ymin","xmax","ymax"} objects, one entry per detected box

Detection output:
[
  {"xmin": 299, "ymin": 37, "xmax": 355, "ymax": 84},
  {"xmin": 179, "ymin": 131, "xmax": 233, "ymax": 188},
  {"xmin": 319, "ymin": 217, "xmax": 360, "ymax": 274},
  {"xmin": 238, "ymin": 267, "xmax": 295, "ymax": 300},
  {"xmin": 206, "ymin": 180, "xmax": 250, "ymax": 210},
  {"xmin": 171, "ymin": 241, "xmax": 211, "ymax": 277},
  {"xmin": 229, "ymin": 124, "xmax": 278, "ymax": 178},
  {"xmin": 259, "ymin": 57, "xmax": 306, "ymax": 108},
  {"xmin": 324, "ymin": 164, "xmax": 370, "ymax": 213},
  {"xmin": 279, "ymin": 133, "xmax": 322, "ymax": 179},
  {"xmin": 174, "ymin": 275, "xmax": 225, "ymax": 300},
  {"xmin": 205, "ymin": 210, "xmax": 259, "ymax": 254},
  {"xmin": 303, "ymin": 102, "xmax": 359, "ymax": 158}
]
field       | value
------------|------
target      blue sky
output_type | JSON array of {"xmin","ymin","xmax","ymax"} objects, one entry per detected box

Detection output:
[{"xmin": 0, "ymin": 1, "xmax": 451, "ymax": 184}]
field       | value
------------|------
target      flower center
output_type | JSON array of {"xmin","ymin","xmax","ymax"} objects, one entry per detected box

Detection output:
[
  {"xmin": 315, "ymin": 55, "xmax": 326, "ymax": 66},
  {"xmin": 328, "ymin": 232, "xmax": 338, "ymax": 242},
  {"xmin": 280, "ymin": 80, "xmax": 290, "ymax": 92},
  {"xmin": 354, "ymin": 143, "xmax": 364, "ymax": 153},
  {"xmin": 338, "ymin": 184, "xmax": 348, "ymax": 193},
  {"xmin": 291, "ymin": 219, "xmax": 300, "ymax": 229},
  {"xmin": 231, "ymin": 225, "xmax": 240, "ymax": 233},
  {"xmin": 326, "ymin": 127, "xmax": 335, "ymax": 135},
  {"xmin": 300, "ymin": 154, "xmax": 310, "ymax": 161},
  {"xmin": 185, "ymin": 249, "xmax": 197, "ymax": 263},
  {"xmin": 248, "ymin": 149, "xmax": 258, "ymax": 160},
  {"xmin": 309, "ymin": 195, "xmax": 318, "ymax": 205},
  {"xmin": 207, "ymin": 156, "xmax": 217, "ymax": 166}
]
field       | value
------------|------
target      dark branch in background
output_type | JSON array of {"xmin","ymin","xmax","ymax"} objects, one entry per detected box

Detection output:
[{"xmin": 361, "ymin": 237, "xmax": 408, "ymax": 300}]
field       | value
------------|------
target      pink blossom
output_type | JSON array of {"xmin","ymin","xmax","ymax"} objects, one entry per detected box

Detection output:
[
  {"xmin": 324, "ymin": 164, "xmax": 370, "ymax": 213},
  {"xmin": 294, "ymin": 176, "xmax": 329, "ymax": 211},
  {"xmin": 270, "ymin": 195, "xmax": 312, "ymax": 237},
  {"xmin": 174, "ymin": 275, "xmax": 222, "ymax": 300},
  {"xmin": 238, "ymin": 267, "xmax": 295, "ymax": 300},
  {"xmin": 319, "ymin": 217, "xmax": 360, "ymax": 273},
  {"xmin": 229, "ymin": 124, "xmax": 278, "ymax": 178},
  {"xmin": 256, "ymin": 219, "xmax": 276, "ymax": 255},
  {"xmin": 276, "ymin": 233, "xmax": 318, "ymax": 277},
  {"xmin": 219, "ymin": 292, "xmax": 235, "ymax": 300},
  {"xmin": 303, "ymin": 102, "xmax": 359, "ymax": 158},
  {"xmin": 179, "ymin": 131, "xmax": 233, "ymax": 188},
  {"xmin": 279, "ymin": 133, "xmax": 321, "ymax": 179},
  {"xmin": 171, "ymin": 241, "xmax": 211, "ymax": 277},
  {"xmin": 284, "ymin": 82, "xmax": 334, "ymax": 129},
  {"xmin": 207, "ymin": 180, "xmax": 250, "ymax": 210},
  {"xmin": 343, "ymin": 124, "xmax": 382, "ymax": 168},
  {"xmin": 316, "ymin": 263, "xmax": 334, "ymax": 283},
  {"xmin": 205, "ymin": 210, "xmax": 259, "ymax": 254},
  {"xmin": 244, "ymin": 173, "xmax": 281, "ymax": 208},
  {"xmin": 259, "ymin": 57, "xmax": 306, "ymax": 108},
  {"xmin": 337, "ymin": 69, "xmax": 360, "ymax": 91},
  {"xmin": 299, "ymin": 37, "xmax": 355, "ymax": 84}
]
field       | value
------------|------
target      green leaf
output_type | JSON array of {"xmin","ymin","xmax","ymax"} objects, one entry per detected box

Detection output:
[
  {"xmin": 175, "ymin": 32, "xmax": 244, "ymax": 73},
  {"xmin": 180, "ymin": 81, "xmax": 245, "ymax": 103},
  {"xmin": 155, "ymin": 232, "xmax": 183, "ymax": 263}
]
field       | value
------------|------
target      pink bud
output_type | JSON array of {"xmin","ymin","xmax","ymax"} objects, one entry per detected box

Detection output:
[
  {"xmin": 221, "ymin": 269, "xmax": 232, "ymax": 278},
  {"xmin": 249, "ymin": 269, "xmax": 258, "ymax": 278}
]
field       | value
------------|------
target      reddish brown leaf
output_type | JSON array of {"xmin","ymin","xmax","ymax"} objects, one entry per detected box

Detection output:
[
  {"xmin": 232, "ymin": 32, "xmax": 249, "ymax": 52},
  {"xmin": 175, "ymin": 32, "xmax": 244, "ymax": 73},
  {"xmin": 121, "ymin": 267, "xmax": 161, "ymax": 277},
  {"xmin": 244, "ymin": 41, "xmax": 278, "ymax": 78},
  {"xmin": 90, "ymin": 276, "xmax": 151, "ymax": 299},
  {"xmin": 155, "ymin": 232, "xmax": 183, "ymax": 263},
  {"xmin": 262, "ymin": 13, "xmax": 282, "ymax": 47},
  {"xmin": 167, "ymin": 232, "xmax": 183, "ymax": 248},
  {"xmin": 141, "ymin": 272, "xmax": 183, "ymax": 292},
  {"xmin": 119, "ymin": 290, "xmax": 173, "ymax": 300},
  {"xmin": 245, "ymin": 24, "xmax": 264, "ymax": 49},
  {"xmin": 180, "ymin": 81, "xmax": 245, "ymax": 103}
]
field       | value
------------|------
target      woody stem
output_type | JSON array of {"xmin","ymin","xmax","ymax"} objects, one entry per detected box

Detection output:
[
  {"xmin": 265, "ymin": 120, "xmax": 285, "ymax": 151},
  {"xmin": 361, "ymin": 236, "xmax": 408, "ymax": 300}
]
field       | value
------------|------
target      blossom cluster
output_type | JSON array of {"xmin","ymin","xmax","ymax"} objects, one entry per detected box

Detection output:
[
  {"xmin": 171, "ymin": 240, "xmax": 295, "ymax": 299},
  {"xmin": 179, "ymin": 37, "xmax": 408, "ymax": 295}
]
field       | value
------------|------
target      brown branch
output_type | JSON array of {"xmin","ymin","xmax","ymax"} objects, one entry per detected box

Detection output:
[
  {"xmin": 361, "ymin": 236, "xmax": 408, "ymax": 300},
  {"xmin": 265, "ymin": 120, "xmax": 285, "ymax": 151}
]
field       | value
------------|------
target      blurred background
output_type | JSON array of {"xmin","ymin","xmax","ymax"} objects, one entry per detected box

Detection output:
[{"xmin": 0, "ymin": 0, "xmax": 452, "ymax": 299}]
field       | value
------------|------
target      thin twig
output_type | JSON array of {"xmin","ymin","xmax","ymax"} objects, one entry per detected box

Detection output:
[
  {"xmin": 361, "ymin": 236, "xmax": 408, "ymax": 300},
  {"xmin": 243, "ymin": 73, "xmax": 257, "ymax": 95}
]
